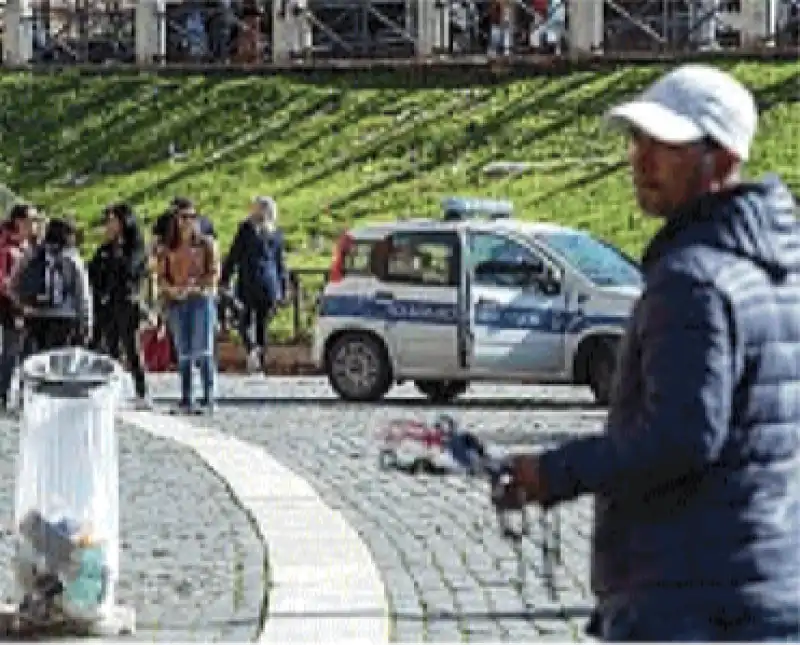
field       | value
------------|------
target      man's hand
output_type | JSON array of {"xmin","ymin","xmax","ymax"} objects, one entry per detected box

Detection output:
[{"xmin": 491, "ymin": 454, "xmax": 547, "ymax": 510}]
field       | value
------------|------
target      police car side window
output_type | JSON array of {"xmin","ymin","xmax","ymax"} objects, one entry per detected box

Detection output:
[
  {"xmin": 469, "ymin": 232, "xmax": 542, "ymax": 289},
  {"xmin": 343, "ymin": 242, "xmax": 374, "ymax": 276},
  {"xmin": 384, "ymin": 233, "xmax": 458, "ymax": 287}
]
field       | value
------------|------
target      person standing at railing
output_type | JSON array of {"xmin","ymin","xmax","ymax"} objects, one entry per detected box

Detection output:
[
  {"xmin": 220, "ymin": 196, "xmax": 287, "ymax": 374},
  {"xmin": 487, "ymin": 0, "xmax": 512, "ymax": 57},
  {"xmin": 210, "ymin": 0, "xmax": 235, "ymax": 62},
  {"xmin": 156, "ymin": 203, "xmax": 220, "ymax": 415},
  {"xmin": 688, "ymin": 0, "xmax": 720, "ymax": 50},
  {"xmin": 235, "ymin": 0, "xmax": 265, "ymax": 63},
  {"xmin": 185, "ymin": 4, "xmax": 210, "ymax": 60}
]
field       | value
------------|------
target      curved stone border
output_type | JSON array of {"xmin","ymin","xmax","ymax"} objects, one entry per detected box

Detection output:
[{"xmin": 120, "ymin": 409, "xmax": 390, "ymax": 644}]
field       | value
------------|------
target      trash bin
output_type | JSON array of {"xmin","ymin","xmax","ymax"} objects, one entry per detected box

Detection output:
[{"xmin": 11, "ymin": 348, "xmax": 132, "ymax": 633}]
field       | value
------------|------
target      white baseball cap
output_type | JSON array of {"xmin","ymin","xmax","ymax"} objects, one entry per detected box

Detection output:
[{"xmin": 606, "ymin": 64, "xmax": 758, "ymax": 161}]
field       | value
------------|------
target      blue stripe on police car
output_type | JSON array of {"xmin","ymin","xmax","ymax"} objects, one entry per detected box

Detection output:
[{"xmin": 319, "ymin": 294, "xmax": 628, "ymax": 333}]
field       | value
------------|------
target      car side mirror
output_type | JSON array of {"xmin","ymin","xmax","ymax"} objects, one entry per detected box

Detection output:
[
  {"xmin": 535, "ymin": 267, "xmax": 562, "ymax": 296},
  {"xmin": 522, "ymin": 264, "xmax": 561, "ymax": 295}
]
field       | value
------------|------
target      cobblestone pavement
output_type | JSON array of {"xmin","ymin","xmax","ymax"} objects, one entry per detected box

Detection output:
[
  {"xmin": 0, "ymin": 417, "xmax": 266, "ymax": 642},
  {"xmin": 153, "ymin": 375, "xmax": 604, "ymax": 643}
]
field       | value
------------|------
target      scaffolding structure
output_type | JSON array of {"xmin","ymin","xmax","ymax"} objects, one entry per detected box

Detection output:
[
  {"xmin": 2, "ymin": 0, "xmax": 135, "ymax": 63},
  {"xmin": 251, "ymin": 0, "xmax": 794, "ymax": 60},
  {"xmin": 600, "ymin": 0, "xmax": 787, "ymax": 51},
  {"xmin": 157, "ymin": 0, "xmax": 274, "ymax": 63},
  {"xmin": 301, "ymin": 0, "xmax": 415, "ymax": 58},
  {"xmin": 1, "ymin": 0, "xmax": 797, "ymax": 64},
  {"xmin": 0, "ymin": 0, "xmax": 275, "ymax": 63}
]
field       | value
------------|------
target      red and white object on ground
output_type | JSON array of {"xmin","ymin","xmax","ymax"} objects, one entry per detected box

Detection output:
[{"xmin": 375, "ymin": 416, "xmax": 463, "ymax": 473}]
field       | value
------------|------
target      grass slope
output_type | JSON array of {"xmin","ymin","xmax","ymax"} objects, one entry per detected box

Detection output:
[{"xmin": 0, "ymin": 62, "xmax": 796, "ymax": 338}]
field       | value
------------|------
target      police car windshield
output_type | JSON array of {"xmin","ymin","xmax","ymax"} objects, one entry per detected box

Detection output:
[{"xmin": 537, "ymin": 231, "xmax": 643, "ymax": 288}]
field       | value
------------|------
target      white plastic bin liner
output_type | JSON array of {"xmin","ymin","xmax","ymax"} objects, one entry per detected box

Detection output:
[{"xmin": 13, "ymin": 348, "xmax": 127, "ymax": 622}]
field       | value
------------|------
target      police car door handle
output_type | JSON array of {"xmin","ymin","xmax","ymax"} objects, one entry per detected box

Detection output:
[
  {"xmin": 375, "ymin": 291, "xmax": 394, "ymax": 301},
  {"xmin": 477, "ymin": 297, "xmax": 499, "ymax": 307}
]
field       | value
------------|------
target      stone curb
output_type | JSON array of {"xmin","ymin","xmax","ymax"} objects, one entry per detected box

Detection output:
[{"xmin": 120, "ymin": 409, "xmax": 390, "ymax": 644}]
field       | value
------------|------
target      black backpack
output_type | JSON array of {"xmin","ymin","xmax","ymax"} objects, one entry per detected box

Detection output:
[{"xmin": 17, "ymin": 247, "xmax": 74, "ymax": 309}]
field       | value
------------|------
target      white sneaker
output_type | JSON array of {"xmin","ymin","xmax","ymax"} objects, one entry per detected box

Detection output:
[{"xmin": 246, "ymin": 349, "xmax": 261, "ymax": 374}]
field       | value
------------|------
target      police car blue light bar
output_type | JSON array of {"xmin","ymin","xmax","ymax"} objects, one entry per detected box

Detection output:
[{"xmin": 442, "ymin": 197, "xmax": 514, "ymax": 221}]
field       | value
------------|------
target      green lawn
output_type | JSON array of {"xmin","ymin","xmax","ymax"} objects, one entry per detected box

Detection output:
[{"xmin": 0, "ymin": 62, "xmax": 796, "ymax": 340}]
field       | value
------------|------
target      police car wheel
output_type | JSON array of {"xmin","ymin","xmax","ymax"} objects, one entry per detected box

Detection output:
[
  {"xmin": 414, "ymin": 379, "xmax": 469, "ymax": 403},
  {"xmin": 588, "ymin": 345, "xmax": 615, "ymax": 406},
  {"xmin": 326, "ymin": 332, "xmax": 392, "ymax": 402},
  {"xmin": 411, "ymin": 458, "xmax": 432, "ymax": 475}
]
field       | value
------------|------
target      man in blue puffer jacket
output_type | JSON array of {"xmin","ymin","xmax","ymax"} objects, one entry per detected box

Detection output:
[{"xmin": 495, "ymin": 64, "xmax": 800, "ymax": 641}]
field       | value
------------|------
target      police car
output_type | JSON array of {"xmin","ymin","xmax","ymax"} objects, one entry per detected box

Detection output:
[{"xmin": 313, "ymin": 197, "xmax": 642, "ymax": 404}]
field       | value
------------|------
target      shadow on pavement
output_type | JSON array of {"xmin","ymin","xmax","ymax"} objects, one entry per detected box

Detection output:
[
  {"xmin": 395, "ymin": 605, "xmax": 595, "ymax": 621},
  {"xmin": 129, "ymin": 617, "xmax": 260, "ymax": 634},
  {"xmin": 473, "ymin": 429, "xmax": 600, "ymax": 446},
  {"xmin": 152, "ymin": 396, "xmax": 604, "ymax": 412},
  {"xmin": 134, "ymin": 603, "xmax": 594, "ymax": 629}
]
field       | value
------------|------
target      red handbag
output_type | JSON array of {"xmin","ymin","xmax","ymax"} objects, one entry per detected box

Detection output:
[{"xmin": 140, "ymin": 323, "xmax": 174, "ymax": 372}]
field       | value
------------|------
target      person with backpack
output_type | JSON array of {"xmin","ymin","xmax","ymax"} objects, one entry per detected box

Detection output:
[
  {"xmin": 0, "ymin": 204, "xmax": 37, "ymax": 411},
  {"xmin": 10, "ymin": 218, "xmax": 92, "ymax": 353},
  {"xmin": 156, "ymin": 201, "xmax": 219, "ymax": 414},
  {"xmin": 220, "ymin": 196, "xmax": 286, "ymax": 373},
  {"xmin": 88, "ymin": 203, "xmax": 150, "ymax": 408}
]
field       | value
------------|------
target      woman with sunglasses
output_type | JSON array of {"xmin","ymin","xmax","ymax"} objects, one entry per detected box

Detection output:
[{"xmin": 156, "ymin": 202, "xmax": 220, "ymax": 414}]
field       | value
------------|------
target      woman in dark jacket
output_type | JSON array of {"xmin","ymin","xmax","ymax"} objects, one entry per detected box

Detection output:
[
  {"xmin": 220, "ymin": 196, "xmax": 286, "ymax": 373},
  {"xmin": 88, "ymin": 203, "xmax": 150, "ymax": 407}
]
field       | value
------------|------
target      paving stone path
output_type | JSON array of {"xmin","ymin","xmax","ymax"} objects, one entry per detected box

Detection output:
[
  {"xmin": 0, "ymin": 417, "xmax": 267, "ymax": 642},
  {"xmin": 152, "ymin": 375, "xmax": 603, "ymax": 643}
]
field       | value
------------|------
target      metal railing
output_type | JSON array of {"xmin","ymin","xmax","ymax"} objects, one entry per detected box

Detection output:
[
  {"xmin": 159, "ymin": 0, "xmax": 273, "ymax": 64},
  {"xmin": 143, "ymin": 263, "xmax": 328, "ymax": 344},
  {"xmin": 284, "ymin": 267, "xmax": 328, "ymax": 343},
  {"xmin": 4, "ymin": 0, "xmax": 797, "ymax": 65}
]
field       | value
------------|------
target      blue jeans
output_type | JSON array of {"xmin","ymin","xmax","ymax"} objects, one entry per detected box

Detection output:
[
  {"xmin": 489, "ymin": 25, "xmax": 510, "ymax": 55},
  {"xmin": 167, "ymin": 295, "xmax": 216, "ymax": 407}
]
